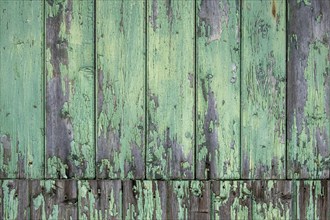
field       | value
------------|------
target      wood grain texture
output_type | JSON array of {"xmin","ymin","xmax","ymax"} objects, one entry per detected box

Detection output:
[
  {"xmin": 287, "ymin": 0, "xmax": 330, "ymax": 179},
  {"xmin": 0, "ymin": 0, "xmax": 44, "ymax": 178},
  {"xmin": 211, "ymin": 181, "xmax": 252, "ymax": 220},
  {"xmin": 45, "ymin": 0, "xmax": 95, "ymax": 179},
  {"xmin": 30, "ymin": 180, "xmax": 46, "ymax": 220},
  {"xmin": 78, "ymin": 180, "xmax": 122, "ymax": 220},
  {"xmin": 1, "ymin": 180, "xmax": 29, "ymax": 220},
  {"xmin": 146, "ymin": 0, "xmax": 195, "ymax": 179},
  {"xmin": 96, "ymin": 0, "xmax": 145, "ymax": 179},
  {"xmin": 241, "ymin": 0, "xmax": 286, "ymax": 179},
  {"xmin": 295, "ymin": 180, "xmax": 329, "ymax": 220},
  {"xmin": 37, "ymin": 180, "xmax": 77, "ymax": 219},
  {"xmin": 123, "ymin": 180, "xmax": 210, "ymax": 219},
  {"xmin": 30, "ymin": 180, "xmax": 75, "ymax": 219},
  {"xmin": 196, "ymin": 0, "xmax": 240, "ymax": 179},
  {"xmin": 252, "ymin": 180, "xmax": 292, "ymax": 220}
]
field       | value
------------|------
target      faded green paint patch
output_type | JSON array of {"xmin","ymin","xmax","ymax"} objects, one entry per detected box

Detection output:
[
  {"xmin": 33, "ymin": 193, "xmax": 46, "ymax": 220},
  {"xmin": 78, "ymin": 180, "xmax": 122, "ymax": 220},
  {"xmin": 211, "ymin": 181, "xmax": 252, "ymax": 220},
  {"xmin": 252, "ymin": 181, "xmax": 292, "ymax": 220},
  {"xmin": 47, "ymin": 156, "xmax": 68, "ymax": 178},
  {"xmin": 96, "ymin": 0, "xmax": 145, "ymax": 179},
  {"xmin": 45, "ymin": 0, "xmax": 95, "ymax": 179},
  {"xmin": 147, "ymin": 0, "xmax": 195, "ymax": 179},
  {"xmin": 2, "ymin": 181, "xmax": 19, "ymax": 220},
  {"xmin": 288, "ymin": 41, "xmax": 330, "ymax": 179},
  {"xmin": 196, "ymin": 0, "xmax": 240, "ymax": 179},
  {"xmin": 0, "ymin": 0, "xmax": 44, "ymax": 178},
  {"xmin": 241, "ymin": 0, "xmax": 286, "ymax": 179}
]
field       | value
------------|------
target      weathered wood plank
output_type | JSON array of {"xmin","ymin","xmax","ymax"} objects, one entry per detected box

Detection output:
[
  {"xmin": 31, "ymin": 180, "xmax": 78, "ymax": 219},
  {"xmin": 30, "ymin": 180, "xmax": 46, "ymax": 220},
  {"xmin": 241, "ymin": 0, "xmax": 286, "ymax": 179},
  {"xmin": 196, "ymin": 0, "xmax": 240, "ymax": 180},
  {"xmin": 123, "ymin": 181, "xmax": 210, "ymax": 219},
  {"xmin": 146, "ymin": 0, "xmax": 195, "ymax": 179},
  {"xmin": 211, "ymin": 181, "xmax": 252, "ymax": 220},
  {"xmin": 295, "ymin": 181, "xmax": 329, "ymax": 220},
  {"xmin": 189, "ymin": 181, "xmax": 211, "ymax": 220},
  {"xmin": 1, "ymin": 180, "xmax": 29, "ymax": 220},
  {"xmin": 96, "ymin": 0, "xmax": 145, "ymax": 179},
  {"xmin": 252, "ymin": 181, "xmax": 292, "ymax": 220},
  {"xmin": 44, "ymin": 180, "xmax": 77, "ymax": 219},
  {"xmin": 123, "ymin": 180, "xmax": 161, "ymax": 219},
  {"xmin": 287, "ymin": 0, "xmax": 330, "ymax": 179},
  {"xmin": 0, "ymin": 0, "xmax": 44, "ymax": 178},
  {"xmin": 78, "ymin": 180, "xmax": 122, "ymax": 220},
  {"xmin": 45, "ymin": 0, "xmax": 95, "ymax": 178}
]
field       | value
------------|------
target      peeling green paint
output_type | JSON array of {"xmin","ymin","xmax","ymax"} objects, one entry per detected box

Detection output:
[
  {"xmin": 147, "ymin": 0, "xmax": 195, "ymax": 180},
  {"xmin": 212, "ymin": 181, "xmax": 252, "ymax": 220},
  {"xmin": 2, "ymin": 181, "xmax": 19, "ymax": 220},
  {"xmin": 288, "ymin": 41, "xmax": 330, "ymax": 178},
  {"xmin": 241, "ymin": 0, "xmax": 286, "ymax": 179},
  {"xmin": 96, "ymin": 0, "xmax": 145, "ymax": 180},
  {"xmin": 0, "ymin": 0, "xmax": 44, "ymax": 179},
  {"xmin": 196, "ymin": 0, "xmax": 240, "ymax": 180},
  {"xmin": 45, "ymin": 0, "xmax": 95, "ymax": 179}
]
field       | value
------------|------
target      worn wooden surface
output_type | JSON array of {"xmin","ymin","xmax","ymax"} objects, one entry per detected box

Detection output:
[
  {"xmin": 0, "ymin": 180, "xmax": 329, "ymax": 219},
  {"xmin": 241, "ymin": 0, "xmax": 286, "ymax": 179},
  {"xmin": 146, "ymin": 0, "xmax": 195, "ymax": 179},
  {"xmin": 30, "ymin": 180, "xmax": 78, "ymax": 220},
  {"xmin": 1, "ymin": 0, "xmax": 330, "ymax": 219},
  {"xmin": 78, "ymin": 180, "xmax": 122, "ymax": 219},
  {"xmin": 287, "ymin": 0, "xmax": 330, "ymax": 179},
  {"xmin": 211, "ymin": 181, "xmax": 252, "ymax": 219},
  {"xmin": 45, "ymin": 0, "xmax": 95, "ymax": 179},
  {"xmin": 196, "ymin": 0, "xmax": 240, "ymax": 179},
  {"xmin": 0, "ymin": 0, "xmax": 44, "ymax": 179},
  {"xmin": 96, "ymin": 0, "xmax": 145, "ymax": 179}
]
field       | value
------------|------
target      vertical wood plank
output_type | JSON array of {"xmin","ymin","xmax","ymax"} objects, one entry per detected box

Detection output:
[
  {"xmin": 252, "ymin": 181, "xmax": 292, "ymax": 220},
  {"xmin": 211, "ymin": 181, "xmax": 252, "ymax": 220},
  {"xmin": 78, "ymin": 180, "xmax": 122, "ymax": 220},
  {"xmin": 44, "ymin": 180, "xmax": 77, "ymax": 219},
  {"xmin": 45, "ymin": 0, "xmax": 95, "ymax": 178},
  {"xmin": 0, "ymin": 0, "xmax": 44, "ymax": 178},
  {"xmin": 189, "ymin": 181, "xmax": 211, "ymax": 220},
  {"xmin": 196, "ymin": 0, "xmax": 241, "ymax": 179},
  {"xmin": 1, "ymin": 180, "xmax": 29, "ymax": 220},
  {"xmin": 295, "ymin": 181, "xmax": 329, "ymax": 220},
  {"xmin": 146, "ymin": 0, "xmax": 195, "ymax": 179},
  {"xmin": 287, "ymin": 0, "xmax": 330, "ymax": 179},
  {"xmin": 123, "ymin": 181, "xmax": 210, "ymax": 219},
  {"xmin": 96, "ymin": 0, "xmax": 145, "ymax": 179},
  {"xmin": 30, "ymin": 180, "xmax": 46, "ymax": 220},
  {"xmin": 241, "ymin": 0, "xmax": 286, "ymax": 179}
]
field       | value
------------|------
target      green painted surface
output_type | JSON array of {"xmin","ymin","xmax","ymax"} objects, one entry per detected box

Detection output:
[
  {"xmin": 1, "ymin": 0, "xmax": 330, "ymax": 219},
  {"xmin": 196, "ymin": 0, "xmax": 240, "ymax": 179},
  {"xmin": 288, "ymin": 41, "xmax": 330, "ymax": 178},
  {"xmin": 96, "ymin": 0, "xmax": 145, "ymax": 179},
  {"xmin": 287, "ymin": 0, "xmax": 330, "ymax": 179},
  {"xmin": 146, "ymin": 0, "xmax": 195, "ymax": 180},
  {"xmin": 45, "ymin": 0, "xmax": 95, "ymax": 178},
  {"xmin": 78, "ymin": 180, "xmax": 122, "ymax": 220},
  {"xmin": 252, "ymin": 181, "xmax": 292, "ymax": 220},
  {"xmin": 241, "ymin": 0, "xmax": 286, "ymax": 179},
  {"xmin": 211, "ymin": 181, "xmax": 252, "ymax": 220},
  {"xmin": 0, "ymin": 0, "xmax": 44, "ymax": 178},
  {"xmin": 295, "ymin": 181, "xmax": 329, "ymax": 220}
]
